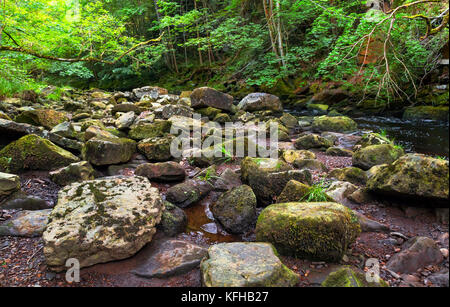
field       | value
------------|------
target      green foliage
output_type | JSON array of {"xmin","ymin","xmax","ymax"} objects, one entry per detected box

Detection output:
[{"xmin": 301, "ymin": 180, "xmax": 329, "ymax": 202}]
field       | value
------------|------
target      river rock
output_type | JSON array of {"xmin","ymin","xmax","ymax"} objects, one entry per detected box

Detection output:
[
  {"xmin": 115, "ymin": 111, "xmax": 136, "ymax": 130},
  {"xmin": 137, "ymin": 136, "xmax": 174, "ymax": 162},
  {"xmin": 158, "ymin": 202, "xmax": 188, "ymax": 236},
  {"xmin": 237, "ymin": 93, "xmax": 283, "ymax": 112},
  {"xmin": 0, "ymin": 191, "xmax": 50, "ymax": 210},
  {"xmin": 321, "ymin": 266, "xmax": 388, "ymax": 287},
  {"xmin": 282, "ymin": 149, "xmax": 316, "ymax": 164},
  {"xmin": 386, "ymin": 236, "xmax": 444, "ymax": 274},
  {"xmin": 324, "ymin": 181, "xmax": 358, "ymax": 204},
  {"xmin": 328, "ymin": 167, "xmax": 367, "ymax": 185},
  {"xmin": 128, "ymin": 120, "xmax": 171, "ymax": 140},
  {"xmin": 0, "ymin": 172, "xmax": 21, "ymax": 196},
  {"xmin": 166, "ymin": 179, "xmax": 213, "ymax": 208},
  {"xmin": 43, "ymin": 176, "xmax": 164, "ymax": 271},
  {"xmin": 367, "ymin": 154, "xmax": 449, "ymax": 204},
  {"xmin": 276, "ymin": 180, "xmax": 310, "ymax": 203},
  {"xmin": 213, "ymin": 168, "xmax": 242, "ymax": 191},
  {"xmin": 49, "ymin": 161, "xmax": 95, "ymax": 186},
  {"xmin": 312, "ymin": 116, "xmax": 357, "ymax": 133},
  {"xmin": 403, "ymin": 106, "xmax": 449, "ymax": 121},
  {"xmin": 132, "ymin": 86, "xmax": 168, "ymax": 101},
  {"xmin": 200, "ymin": 242, "xmax": 299, "ymax": 287},
  {"xmin": 135, "ymin": 162, "xmax": 186, "ymax": 182},
  {"xmin": 0, "ymin": 134, "xmax": 80, "ymax": 173},
  {"xmin": 256, "ymin": 202, "xmax": 361, "ymax": 261},
  {"xmin": 211, "ymin": 185, "xmax": 257, "ymax": 234},
  {"xmin": 293, "ymin": 158, "xmax": 328, "ymax": 172},
  {"xmin": 0, "ymin": 209, "xmax": 51, "ymax": 237},
  {"xmin": 295, "ymin": 134, "xmax": 333, "ymax": 150},
  {"xmin": 15, "ymin": 109, "xmax": 69, "ymax": 129},
  {"xmin": 352, "ymin": 144, "xmax": 404, "ymax": 170},
  {"xmin": 190, "ymin": 87, "xmax": 233, "ymax": 112},
  {"xmin": 50, "ymin": 122, "xmax": 77, "ymax": 139},
  {"xmin": 132, "ymin": 239, "xmax": 207, "ymax": 278},
  {"xmin": 82, "ymin": 136, "xmax": 136, "ymax": 166},
  {"xmin": 355, "ymin": 132, "xmax": 392, "ymax": 149}
]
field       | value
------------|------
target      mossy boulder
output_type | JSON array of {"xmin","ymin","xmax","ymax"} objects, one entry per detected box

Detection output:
[
  {"xmin": 295, "ymin": 134, "xmax": 333, "ymax": 150},
  {"xmin": 306, "ymin": 103, "xmax": 329, "ymax": 115},
  {"xmin": 128, "ymin": 120, "xmax": 171, "ymax": 140},
  {"xmin": 135, "ymin": 162, "xmax": 186, "ymax": 182},
  {"xmin": 403, "ymin": 106, "xmax": 449, "ymax": 121},
  {"xmin": 241, "ymin": 157, "xmax": 292, "ymax": 182},
  {"xmin": 166, "ymin": 179, "xmax": 213, "ymax": 208},
  {"xmin": 279, "ymin": 113, "xmax": 298, "ymax": 130},
  {"xmin": 49, "ymin": 161, "xmax": 95, "ymax": 186},
  {"xmin": 312, "ymin": 116, "xmax": 357, "ymax": 133},
  {"xmin": 293, "ymin": 158, "xmax": 328, "ymax": 172},
  {"xmin": 255, "ymin": 202, "xmax": 361, "ymax": 262},
  {"xmin": 14, "ymin": 109, "xmax": 69, "ymax": 130},
  {"xmin": 282, "ymin": 149, "xmax": 316, "ymax": 164},
  {"xmin": 353, "ymin": 144, "xmax": 404, "ymax": 170},
  {"xmin": 276, "ymin": 180, "xmax": 310, "ymax": 203},
  {"xmin": 367, "ymin": 154, "xmax": 449, "ymax": 204},
  {"xmin": 196, "ymin": 107, "xmax": 222, "ymax": 119},
  {"xmin": 157, "ymin": 201, "xmax": 188, "ymax": 237},
  {"xmin": 355, "ymin": 132, "xmax": 393, "ymax": 149},
  {"xmin": 200, "ymin": 242, "xmax": 299, "ymax": 287},
  {"xmin": 326, "ymin": 147, "xmax": 353, "ymax": 157},
  {"xmin": 328, "ymin": 167, "xmax": 368, "ymax": 185},
  {"xmin": 137, "ymin": 135, "xmax": 174, "ymax": 162},
  {"xmin": 0, "ymin": 172, "xmax": 21, "ymax": 196},
  {"xmin": 211, "ymin": 185, "xmax": 257, "ymax": 234},
  {"xmin": 82, "ymin": 137, "xmax": 136, "ymax": 166},
  {"xmin": 237, "ymin": 93, "xmax": 283, "ymax": 113},
  {"xmin": 190, "ymin": 87, "xmax": 233, "ymax": 111},
  {"xmin": 322, "ymin": 266, "xmax": 388, "ymax": 287},
  {"xmin": 0, "ymin": 134, "xmax": 79, "ymax": 173}
]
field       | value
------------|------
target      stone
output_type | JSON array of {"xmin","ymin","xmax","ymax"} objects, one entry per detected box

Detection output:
[
  {"xmin": 328, "ymin": 167, "xmax": 368, "ymax": 185},
  {"xmin": 211, "ymin": 185, "xmax": 257, "ymax": 234},
  {"xmin": 293, "ymin": 158, "xmax": 328, "ymax": 172},
  {"xmin": 279, "ymin": 113, "xmax": 298, "ymax": 130},
  {"xmin": 276, "ymin": 180, "xmax": 310, "ymax": 203},
  {"xmin": 237, "ymin": 93, "xmax": 283, "ymax": 112},
  {"xmin": 112, "ymin": 103, "xmax": 141, "ymax": 115},
  {"xmin": 321, "ymin": 266, "xmax": 388, "ymax": 287},
  {"xmin": 386, "ymin": 236, "xmax": 444, "ymax": 274},
  {"xmin": 15, "ymin": 109, "xmax": 69, "ymax": 129},
  {"xmin": 115, "ymin": 111, "xmax": 136, "ymax": 130},
  {"xmin": 306, "ymin": 103, "xmax": 329, "ymax": 115},
  {"xmin": 135, "ymin": 162, "xmax": 186, "ymax": 182},
  {"xmin": 132, "ymin": 86, "xmax": 168, "ymax": 101},
  {"xmin": 312, "ymin": 116, "xmax": 357, "ymax": 133},
  {"xmin": 158, "ymin": 202, "xmax": 188, "ymax": 237},
  {"xmin": 295, "ymin": 134, "xmax": 333, "ymax": 150},
  {"xmin": 0, "ymin": 209, "xmax": 51, "ymax": 237},
  {"xmin": 84, "ymin": 125, "xmax": 118, "ymax": 141},
  {"xmin": 0, "ymin": 134, "xmax": 80, "ymax": 173},
  {"xmin": 201, "ymin": 242, "xmax": 299, "ymax": 287},
  {"xmin": 82, "ymin": 137, "xmax": 136, "ymax": 166},
  {"xmin": 213, "ymin": 168, "xmax": 242, "ymax": 191},
  {"xmin": 403, "ymin": 106, "xmax": 449, "ymax": 121},
  {"xmin": 352, "ymin": 144, "xmax": 404, "ymax": 170},
  {"xmin": 49, "ymin": 161, "xmax": 95, "ymax": 186},
  {"xmin": 367, "ymin": 154, "xmax": 449, "ymax": 204},
  {"xmin": 427, "ymin": 271, "xmax": 449, "ymax": 287},
  {"xmin": 132, "ymin": 239, "xmax": 207, "ymax": 278},
  {"xmin": 50, "ymin": 122, "xmax": 77, "ymax": 139},
  {"xmin": 326, "ymin": 147, "xmax": 353, "ymax": 157},
  {"xmin": 43, "ymin": 176, "xmax": 164, "ymax": 271},
  {"xmin": 324, "ymin": 181, "xmax": 358, "ymax": 204},
  {"xmin": 128, "ymin": 120, "xmax": 171, "ymax": 140},
  {"xmin": 256, "ymin": 202, "xmax": 361, "ymax": 262},
  {"xmin": 355, "ymin": 132, "xmax": 392, "ymax": 149},
  {"xmin": 282, "ymin": 149, "xmax": 316, "ymax": 164},
  {"xmin": 190, "ymin": 87, "xmax": 233, "ymax": 111},
  {"xmin": 348, "ymin": 188, "xmax": 374, "ymax": 204},
  {"xmin": 166, "ymin": 179, "xmax": 213, "ymax": 208},
  {"xmin": 137, "ymin": 136, "xmax": 174, "ymax": 162},
  {"xmin": 0, "ymin": 172, "xmax": 20, "ymax": 196},
  {"xmin": 0, "ymin": 191, "xmax": 50, "ymax": 210}
]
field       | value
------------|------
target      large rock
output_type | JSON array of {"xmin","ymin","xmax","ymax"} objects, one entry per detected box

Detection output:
[
  {"xmin": 328, "ymin": 167, "xmax": 367, "ymax": 185},
  {"xmin": 43, "ymin": 176, "xmax": 164, "ymax": 271},
  {"xmin": 137, "ymin": 136, "xmax": 174, "ymax": 162},
  {"xmin": 403, "ymin": 106, "xmax": 449, "ymax": 121},
  {"xmin": 295, "ymin": 134, "xmax": 333, "ymax": 150},
  {"xmin": 355, "ymin": 132, "xmax": 392, "ymax": 149},
  {"xmin": 312, "ymin": 116, "xmax": 357, "ymax": 133},
  {"xmin": 166, "ymin": 179, "xmax": 213, "ymax": 208},
  {"xmin": 211, "ymin": 185, "xmax": 257, "ymax": 234},
  {"xmin": 82, "ymin": 137, "xmax": 136, "ymax": 166},
  {"xmin": 367, "ymin": 154, "xmax": 449, "ymax": 204},
  {"xmin": 15, "ymin": 109, "xmax": 69, "ymax": 129},
  {"xmin": 135, "ymin": 162, "xmax": 186, "ymax": 182},
  {"xmin": 0, "ymin": 172, "xmax": 20, "ymax": 196},
  {"xmin": 132, "ymin": 86, "xmax": 168, "ymax": 101},
  {"xmin": 128, "ymin": 120, "xmax": 171, "ymax": 140},
  {"xmin": 256, "ymin": 202, "xmax": 361, "ymax": 262},
  {"xmin": 0, "ymin": 134, "xmax": 80, "ymax": 173},
  {"xmin": 324, "ymin": 181, "xmax": 358, "ymax": 204},
  {"xmin": 49, "ymin": 161, "xmax": 95, "ymax": 186},
  {"xmin": 0, "ymin": 209, "xmax": 51, "ymax": 237},
  {"xmin": 237, "ymin": 93, "xmax": 283, "ymax": 112},
  {"xmin": 282, "ymin": 149, "xmax": 316, "ymax": 164},
  {"xmin": 276, "ymin": 180, "xmax": 311, "ymax": 203},
  {"xmin": 132, "ymin": 239, "xmax": 207, "ymax": 278},
  {"xmin": 200, "ymin": 242, "xmax": 299, "ymax": 287},
  {"xmin": 190, "ymin": 87, "xmax": 233, "ymax": 111},
  {"xmin": 213, "ymin": 168, "xmax": 242, "ymax": 191},
  {"xmin": 386, "ymin": 237, "xmax": 444, "ymax": 274},
  {"xmin": 321, "ymin": 266, "xmax": 388, "ymax": 287},
  {"xmin": 158, "ymin": 201, "xmax": 188, "ymax": 236},
  {"xmin": 352, "ymin": 144, "xmax": 404, "ymax": 170}
]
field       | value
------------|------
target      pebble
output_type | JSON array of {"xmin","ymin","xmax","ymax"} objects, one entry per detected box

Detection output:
[{"xmin": 440, "ymin": 248, "xmax": 449, "ymax": 258}]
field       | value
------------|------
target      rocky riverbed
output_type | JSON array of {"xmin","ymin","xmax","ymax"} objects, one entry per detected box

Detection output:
[{"xmin": 0, "ymin": 86, "xmax": 448, "ymax": 287}]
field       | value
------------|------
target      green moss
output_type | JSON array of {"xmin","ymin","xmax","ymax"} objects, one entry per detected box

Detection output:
[{"xmin": 322, "ymin": 267, "xmax": 388, "ymax": 287}]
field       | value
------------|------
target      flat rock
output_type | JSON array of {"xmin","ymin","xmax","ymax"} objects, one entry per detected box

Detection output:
[{"xmin": 0, "ymin": 209, "xmax": 51, "ymax": 237}]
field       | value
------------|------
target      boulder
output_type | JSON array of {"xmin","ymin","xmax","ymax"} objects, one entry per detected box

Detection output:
[
  {"xmin": 282, "ymin": 149, "xmax": 316, "ymax": 164},
  {"xmin": 295, "ymin": 134, "xmax": 333, "ymax": 150},
  {"xmin": 386, "ymin": 236, "xmax": 444, "ymax": 274},
  {"xmin": 43, "ymin": 176, "xmax": 164, "ymax": 271},
  {"xmin": 111, "ymin": 103, "xmax": 141, "ymax": 115},
  {"xmin": 0, "ymin": 209, "xmax": 51, "ymax": 237},
  {"xmin": 128, "ymin": 120, "xmax": 171, "ymax": 140},
  {"xmin": 0, "ymin": 172, "xmax": 21, "ymax": 196},
  {"xmin": 49, "ymin": 161, "xmax": 95, "ymax": 186},
  {"xmin": 312, "ymin": 116, "xmax": 357, "ymax": 133},
  {"xmin": 276, "ymin": 180, "xmax": 310, "ymax": 203},
  {"xmin": 82, "ymin": 137, "xmax": 136, "ymax": 166},
  {"xmin": 367, "ymin": 154, "xmax": 449, "ymax": 204},
  {"xmin": 237, "ymin": 93, "xmax": 283, "ymax": 112},
  {"xmin": 355, "ymin": 132, "xmax": 392, "ymax": 149},
  {"xmin": 256, "ymin": 202, "xmax": 361, "ymax": 261},
  {"xmin": 211, "ymin": 185, "xmax": 257, "ymax": 234},
  {"xmin": 132, "ymin": 86, "xmax": 168, "ymax": 101},
  {"xmin": 0, "ymin": 134, "xmax": 79, "ymax": 173},
  {"xmin": 200, "ymin": 242, "xmax": 299, "ymax": 287},
  {"xmin": 84, "ymin": 125, "xmax": 118, "ymax": 141},
  {"xmin": 293, "ymin": 158, "xmax": 328, "ymax": 172},
  {"xmin": 115, "ymin": 111, "xmax": 136, "ymax": 130},
  {"xmin": 132, "ymin": 239, "xmax": 207, "ymax": 278},
  {"xmin": 15, "ymin": 109, "xmax": 69, "ymax": 129},
  {"xmin": 403, "ymin": 106, "xmax": 449, "ymax": 121},
  {"xmin": 50, "ymin": 122, "xmax": 77, "ymax": 139},
  {"xmin": 135, "ymin": 162, "xmax": 186, "ymax": 182},
  {"xmin": 352, "ymin": 144, "xmax": 404, "ymax": 170},
  {"xmin": 166, "ymin": 179, "xmax": 213, "ymax": 208},
  {"xmin": 190, "ymin": 87, "xmax": 233, "ymax": 111},
  {"xmin": 321, "ymin": 266, "xmax": 388, "ymax": 287},
  {"xmin": 158, "ymin": 201, "xmax": 188, "ymax": 237},
  {"xmin": 328, "ymin": 167, "xmax": 368, "ymax": 185},
  {"xmin": 326, "ymin": 147, "xmax": 353, "ymax": 157},
  {"xmin": 213, "ymin": 168, "xmax": 242, "ymax": 191},
  {"xmin": 137, "ymin": 136, "xmax": 174, "ymax": 162},
  {"xmin": 324, "ymin": 181, "xmax": 358, "ymax": 204}
]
